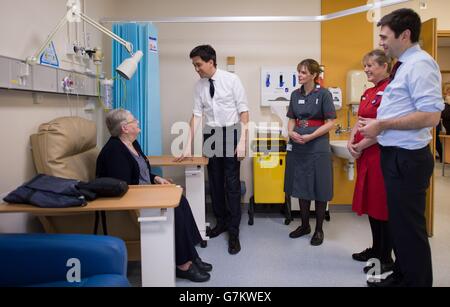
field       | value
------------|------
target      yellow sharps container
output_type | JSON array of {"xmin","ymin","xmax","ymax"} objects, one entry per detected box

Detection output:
[
  {"xmin": 253, "ymin": 151, "xmax": 286, "ymax": 203},
  {"xmin": 249, "ymin": 137, "xmax": 291, "ymax": 225}
]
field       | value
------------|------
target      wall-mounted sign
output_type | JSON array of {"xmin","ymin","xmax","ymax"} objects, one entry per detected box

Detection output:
[{"xmin": 261, "ymin": 67, "xmax": 297, "ymax": 107}]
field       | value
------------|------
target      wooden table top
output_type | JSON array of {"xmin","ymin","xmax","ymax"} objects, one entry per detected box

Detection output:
[
  {"xmin": 148, "ymin": 156, "xmax": 208, "ymax": 166},
  {"xmin": 0, "ymin": 185, "xmax": 182, "ymax": 214}
]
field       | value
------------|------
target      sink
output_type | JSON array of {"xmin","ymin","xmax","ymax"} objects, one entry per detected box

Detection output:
[
  {"xmin": 330, "ymin": 140, "xmax": 355, "ymax": 162},
  {"xmin": 330, "ymin": 140, "xmax": 355, "ymax": 181}
]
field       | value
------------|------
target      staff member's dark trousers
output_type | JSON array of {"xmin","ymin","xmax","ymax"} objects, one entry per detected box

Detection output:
[
  {"xmin": 204, "ymin": 125, "xmax": 241, "ymax": 236},
  {"xmin": 380, "ymin": 145, "xmax": 434, "ymax": 287}
]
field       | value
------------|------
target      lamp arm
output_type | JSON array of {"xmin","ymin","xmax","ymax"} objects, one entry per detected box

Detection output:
[
  {"xmin": 74, "ymin": 10, "xmax": 133, "ymax": 55},
  {"xmin": 26, "ymin": 10, "xmax": 72, "ymax": 64},
  {"xmin": 26, "ymin": 4, "xmax": 134, "ymax": 65}
]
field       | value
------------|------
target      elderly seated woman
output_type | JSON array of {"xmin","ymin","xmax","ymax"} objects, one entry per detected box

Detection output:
[{"xmin": 96, "ymin": 108, "xmax": 212, "ymax": 282}]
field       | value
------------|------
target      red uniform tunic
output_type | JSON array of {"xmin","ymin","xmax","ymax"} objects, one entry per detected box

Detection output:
[{"xmin": 352, "ymin": 78, "xmax": 389, "ymax": 221}]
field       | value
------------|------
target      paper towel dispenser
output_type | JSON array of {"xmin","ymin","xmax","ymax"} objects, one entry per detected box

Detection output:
[{"xmin": 347, "ymin": 70, "xmax": 371, "ymax": 104}]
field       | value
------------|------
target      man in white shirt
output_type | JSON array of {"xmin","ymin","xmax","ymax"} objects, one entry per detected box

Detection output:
[
  {"xmin": 359, "ymin": 9, "xmax": 444, "ymax": 287},
  {"xmin": 177, "ymin": 45, "xmax": 249, "ymax": 255}
]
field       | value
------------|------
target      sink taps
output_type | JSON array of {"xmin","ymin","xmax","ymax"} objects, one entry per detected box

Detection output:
[{"xmin": 335, "ymin": 106, "xmax": 355, "ymax": 136}]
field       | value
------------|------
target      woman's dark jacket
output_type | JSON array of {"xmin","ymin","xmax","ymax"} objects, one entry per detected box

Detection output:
[{"xmin": 96, "ymin": 136, "xmax": 156, "ymax": 184}]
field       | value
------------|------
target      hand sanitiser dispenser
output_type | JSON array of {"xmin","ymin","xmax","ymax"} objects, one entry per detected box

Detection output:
[{"xmin": 347, "ymin": 70, "xmax": 371, "ymax": 104}]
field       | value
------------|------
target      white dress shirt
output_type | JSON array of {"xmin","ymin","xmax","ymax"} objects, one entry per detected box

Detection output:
[
  {"xmin": 377, "ymin": 44, "xmax": 444, "ymax": 149},
  {"xmin": 193, "ymin": 69, "xmax": 249, "ymax": 127}
]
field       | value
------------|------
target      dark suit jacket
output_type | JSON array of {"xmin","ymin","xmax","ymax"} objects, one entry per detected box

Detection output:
[
  {"xmin": 442, "ymin": 103, "xmax": 450, "ymax": 134},
  {"xmin": 96, "ymin": 137, "xmax": 156, "ymax": 184}
]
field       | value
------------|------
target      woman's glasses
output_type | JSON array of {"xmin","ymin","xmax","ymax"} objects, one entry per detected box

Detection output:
[{"xmin": 125, "ymin": 118, "xmax": 139, "ymax": 125}]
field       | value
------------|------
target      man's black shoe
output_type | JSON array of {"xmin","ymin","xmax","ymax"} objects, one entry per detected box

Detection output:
[
  {"xmin": 310, "ymin": 230, "xmax": 324, "ymax": 246},
  {"xmin": 208, "ymin": 224, "xmax": 227, "ymax": 238},
  {"xmin": 176, "ymin": 263, "xmax": 210, "ymax": 282},
  {"xmin": 363, "ymin": 261, "xmax": 394, "ymax": 274},
  {"xmin": 228, "ymin": 234, "xmax": 241, "ymax": 255},
  {"xmin": 367, "ymin": 273, "xmax": 403, "ymax": 287},
  {"xmin": 352, "ymin": 248, "xmax": 374, "ymax": 262},
  {"xmin": 193, "ymin": 257, "xmax": 213, "ymax": 272},
  {"xmin": 289, "ymin": 225, "xmax": 311, "ymax": 238}
]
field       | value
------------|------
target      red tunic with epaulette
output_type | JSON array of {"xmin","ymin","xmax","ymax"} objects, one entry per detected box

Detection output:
[{"xmin": 352, "ymin": 78, "xmax": 389, "ymax": 221}]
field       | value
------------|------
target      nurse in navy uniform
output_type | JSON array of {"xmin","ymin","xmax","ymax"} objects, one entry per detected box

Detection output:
[{"xmin": 285, "ymin": 59, "xmax": 337, "ymax": 246}]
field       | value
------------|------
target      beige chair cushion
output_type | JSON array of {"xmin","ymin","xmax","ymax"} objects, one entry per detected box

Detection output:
[{"xmin": 30, "ymin": 116, "xmax": 99, "ymax": 182}]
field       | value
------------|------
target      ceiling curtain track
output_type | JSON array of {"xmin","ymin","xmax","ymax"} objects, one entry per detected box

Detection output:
[{"xmin": 101, "ymin": 0, "xmax": 410, "ymax": 24}]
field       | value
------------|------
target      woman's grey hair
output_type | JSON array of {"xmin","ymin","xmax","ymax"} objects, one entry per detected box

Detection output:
[{"xmin": 106, "ymin": 108, "xmax": 131, "ymax": 137}]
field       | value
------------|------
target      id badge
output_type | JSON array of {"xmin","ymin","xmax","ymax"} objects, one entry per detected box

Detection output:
[
  {"xmin": 286, "ymin": 143, "xmax": 293, "ymax": 151},
  {"xmin": 298, "ymin": 99, "xmax": 305, "ymax": 105}
]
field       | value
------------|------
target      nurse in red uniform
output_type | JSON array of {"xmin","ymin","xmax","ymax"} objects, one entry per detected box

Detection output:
[{"xmin": 347, "ymin": 50, "xmax": 394, "ymax": 274}]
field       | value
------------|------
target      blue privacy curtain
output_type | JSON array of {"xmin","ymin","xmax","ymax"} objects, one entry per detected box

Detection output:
[{"xmin": 112, "ymin": 23, "xmax": 162, "ymax": 157}]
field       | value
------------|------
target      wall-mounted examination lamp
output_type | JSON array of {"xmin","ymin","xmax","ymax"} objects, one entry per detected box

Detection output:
[{"xmin": 26, "ymin": 0, "xmax": 142, "ymax": 80}]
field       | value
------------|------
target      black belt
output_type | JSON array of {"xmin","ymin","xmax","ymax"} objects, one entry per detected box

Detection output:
[
  {"xmin": 205, "ymin": 123, "xmax": 240, "ymax": 133},
  {"xmin": 379, "ymin": 144, "xmax": 430, "ymax": 153}
]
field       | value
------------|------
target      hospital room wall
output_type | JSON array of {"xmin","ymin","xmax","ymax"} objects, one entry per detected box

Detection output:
[
  {"xmin": 321, "ymin": 0, "xmax": 373, "ymax": 205},
  {"xmin": 376, "ymin": 0, "xmax": 450, "ymax": 45},
  {"xmin": 110, "ymin": 0, "xmax": 322, "ymax": 202},
  {"xmin": 0, "ymin": 0, "xmax": 113, "ymax": 233}
]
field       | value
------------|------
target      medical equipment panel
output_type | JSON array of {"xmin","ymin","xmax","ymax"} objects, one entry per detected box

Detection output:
[
  {"xmin": 32, "ymin": 65, "xmax": 58, "ymax": 93},
  {"xmin": 0, "ymin": 55, "xmax": 98, "ymax": 97},
  {"xmin": 0, "ymin": 57, "xmax": 10, "ymax": 89},
  {"xmin": 9, "ymin": 59, "xmax": 32, "ymax": 90}
]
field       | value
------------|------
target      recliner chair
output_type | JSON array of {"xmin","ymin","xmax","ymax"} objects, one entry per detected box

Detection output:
[
  {"xmin": 0, "ymin": 233, "xmax": 130, "ymax": 287},
  {"xmin": 29, "ymin": 116, "xmax": 141, "ymax": 260}
]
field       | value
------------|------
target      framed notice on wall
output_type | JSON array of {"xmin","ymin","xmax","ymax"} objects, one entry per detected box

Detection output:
[
  {"xmin": 149, "ymin": 36, "xmax": 158, "ymax": 53},
  {"xmin": 39, "ymin": 41, "xmax": 59, "ymax": 68}
]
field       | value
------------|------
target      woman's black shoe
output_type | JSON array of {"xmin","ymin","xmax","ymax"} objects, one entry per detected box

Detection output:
[
  {"xmin": 176, "ymin": 263, "xmax": 210, "ymax": 282},
  {"xmin": 363, "ymin": 262, "xmax": 394, "ymax": 274},
  {"xmin": 289, "ymin": 225, "xmax": 311, "ymax": 238},
  {"xmin": 310, "ymin": 230, "xmax": 324, "ymax": 246},
  {"xmin": 352, "ymin": 248, "xmax": 374, "ymax": 262},
  {"xmin": 193, "ymin": 257, "xmax": 213, "ymax": 272}
]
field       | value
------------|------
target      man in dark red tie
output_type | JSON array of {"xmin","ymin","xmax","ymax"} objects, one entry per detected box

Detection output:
[
  {"xmin": 389, "ymin": 60, "xmax": 402, "ymax": 81},
  {"xmin": 359, "ymin": 9, "xmax": 444, "ymax": 287}
]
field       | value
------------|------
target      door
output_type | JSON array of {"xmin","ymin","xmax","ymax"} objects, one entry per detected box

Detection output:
[{"xmin": 419, "ymin": 18, "xmax": 437, "ymax": 237}]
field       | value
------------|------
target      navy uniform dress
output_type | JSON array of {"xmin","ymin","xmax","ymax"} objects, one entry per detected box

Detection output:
[{"xmin": 284, "ymin": 85, "xmax": 336, "ymax": 201}]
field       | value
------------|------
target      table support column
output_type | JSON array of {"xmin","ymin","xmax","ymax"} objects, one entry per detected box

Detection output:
[
  {"xmin": 185, "ymin": 165, "xmax": 209, "ymax": 241},
  {"xmin": 139, "ymin": 207, "xmax": 175, "ymax": 287}
]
